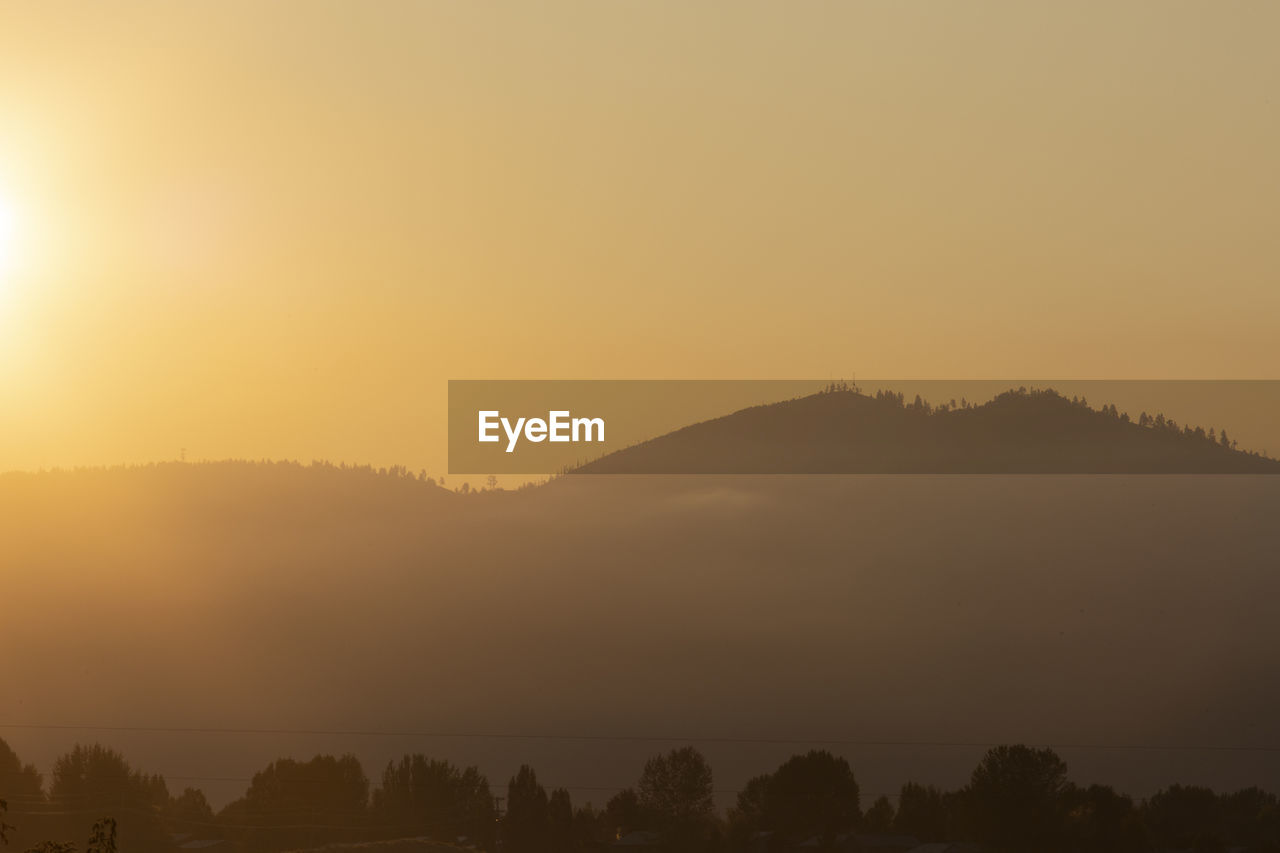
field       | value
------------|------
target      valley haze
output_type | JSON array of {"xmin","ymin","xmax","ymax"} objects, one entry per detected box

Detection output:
[{"xmin": 4, "ymin": 390, "xmax": 1279, "ymax": 824}]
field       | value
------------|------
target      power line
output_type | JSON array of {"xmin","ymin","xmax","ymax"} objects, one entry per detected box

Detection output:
[{"xmin": 1, "ymin": 723, "xmax": 1277, "ymax": 753}]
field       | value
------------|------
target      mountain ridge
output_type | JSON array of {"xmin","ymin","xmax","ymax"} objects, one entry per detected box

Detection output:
[{"xmin": 572, "ymin": 386, "xmax": 1280, "ymax": 474}]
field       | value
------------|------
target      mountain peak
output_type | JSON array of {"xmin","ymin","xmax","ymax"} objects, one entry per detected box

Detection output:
[{"xmin": 573, "ymin": 387, "xmax": 1280, "ymax": 474}]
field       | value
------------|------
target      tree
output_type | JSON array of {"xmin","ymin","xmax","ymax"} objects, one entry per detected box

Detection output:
[
  {"xmin": 505, "ymin": 765, "xmax": 549, "ymax": 853},
  {"xmin": 372, "ymin": 755, "xmax": 495, "ymax": 846},
  {"xmin": 547, "ymin": 788, "xmax": 574, "ymax": 853},
  {"xmin": 1219, "ymin": 786, "xmax": 1279, "ymax": 849},
  {"xmin": 603, "ymin": 789, "xmax": 642, "ymax": 840},
  {"xmin": 755, "ymin": 751, "xmax": 860, "ymax": 843},
  {"xmin": 570, "ymin": 803, "xmax": 607, "ymax": 849},
  {"xmin": 862, "ymin": 796, "xmax": 895, "ymax": 833},
  {"xmin": 85, "ymin": 819, "xmax": 117, "ymax": 853},
  {"xmin": 0, "ymin": 739, "xmax": 44, "ymax": 849},
  {"xmin": 636, "ymin": 747, "xmax": 715, "ymax": 848},
  {"xmin": 967, "ymin": 745, "xmax": 1069, "ymax": 852},
  {"xmin": 0, "ymin": 740, "xmax": 43, "ymax": 805},
  {"xmin": 221, "ymin": 753, "xmax": 369, "ymax": 852},
  {"xmin": 51, "ymin": 745, "xmax": 167, "ymax": 806},
  {"xmin": 167, "ymin": 788, "xmax": 214, "ymax": 828},
  {"xmin": 24, "ymin": 818, "xmax": 117, "ymax": 853},
  {"xmin": 729, "ymin": 775, "xmax": 770, "ymax": 833},
  {"xmin": 1144, "ymin": 785, "xmax": 1224, "ymax": 851},
  {"xmin": 1061, "ymin": 784, "xmax": 1144, "ymax": 853},
  {"xmin": 166, "ymin": 787, "xmax": 217, "ymax": 849},
  {"xmin": 894, "ymin": 783, "xmax": 945, "ymax": 841},
  {"xmin": 239, "ymin": 754, "xmax": 368, "ymax": 818},
  {"xmin": 49, "ymin": 744, "xmax": 168, "ymax": 853}
]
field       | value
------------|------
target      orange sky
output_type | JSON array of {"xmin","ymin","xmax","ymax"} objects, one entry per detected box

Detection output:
[{"xmin": 1, "ymin": 2, "xmax": 1278, "ymax": 475}]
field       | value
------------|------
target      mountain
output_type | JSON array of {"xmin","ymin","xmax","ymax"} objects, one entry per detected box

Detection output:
[
  {"xmin": 4, "ymin": 448, "xmax": 1280, "ymax": 818},
  {"xmin": 573, "ymin": 386, "xmax": 1280, "ymax": 474}
]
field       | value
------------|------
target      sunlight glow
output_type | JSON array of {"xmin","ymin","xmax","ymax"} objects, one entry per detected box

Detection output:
[{"xmin": 0, "ymin": 191, "xmax": 17, "ymax": 280}]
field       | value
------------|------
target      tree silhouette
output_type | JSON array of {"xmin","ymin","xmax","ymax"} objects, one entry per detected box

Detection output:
[
  {"xmin": 85, "ymin": 819, "xmax": 116, "ymax": 853},
  {"xmin": 372, "ymin": 754, "xmax": 495, "ymax": 845},
  {"xmin": 967, "ymin": 744, "xmax": 1069, "ymax": 852},
  {"xmin": 6, "ymin": 737, "xmax": 1280, "ymax": 853},
  {"xmin": 219, "ymin": 753, "xmax": 369, "ymax": 852},
  {"xmin": 604, "ymin": 788, "xmax": 642, "ymax": 840},
  {"xmin": 166, "ymin": 788, "xmax": 214, "ymax": 828},
  {"xmin": 774, "ymin": 750, "xmax": 859, "ymax": 842},
  {"xmin": 505, "ymin": 765, "xmax": 549, "ymax": 853},
  {"xmin": 1144, "ymin": 784, "xmax": 1225, "ymax": 851},
  {"xmin": 21, "ymin": 819, "xmax": 116, "ymax": 853},
  {"xmin": 239, "ymin": 754, "xmax": 368, "ymax": 817},
  {"xmin": 0, "ymin": 741, "xmax": 43, "ymax": 806},
  {"xmin": 894, "ymin": 782, "xmax": 945, "ymax": 841},
  {"xmin": 637, "ymin": 747, "xmax": 715, "ymax": 850},
  {"xmin": 547, "ymin": 788, "xmax": 574, "ymax": 853},
  {"xmin": 862, "ymin": 796, "xmax": 895, "ymax": 832},
  {"xmin": 1061, "ymin": 784, "xmax": 1143, "ymax": 853},
  {"xmin": 1219, "ymin": 787, "xmax": 1280, "ymax": 849},
  {"xmin": 48, "ymin": 744, "xmax": 167, "ymax": 853}
]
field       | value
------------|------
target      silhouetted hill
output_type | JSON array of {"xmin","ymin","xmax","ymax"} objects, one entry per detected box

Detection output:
[
  {"xmin": 0, "ymin": 459, "xmax": 469, "ymax": 533},
  {"xmin": 573, "ymin": 387, "xmax": 1280, "ymax": 474},
  {"xmin": 4, "ymin": 453, "xmax": 1280, "ymax": 823}
]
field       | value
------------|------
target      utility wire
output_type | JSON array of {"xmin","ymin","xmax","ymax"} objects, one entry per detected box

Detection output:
[{"xmin": 1, "ymin": 724, "xmax": 1276, "ymax": 753}]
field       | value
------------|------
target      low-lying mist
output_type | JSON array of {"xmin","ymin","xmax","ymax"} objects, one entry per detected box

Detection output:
[{"xmin": 3, "ymin": 462, "xmax": 1279, "ymax": 810}]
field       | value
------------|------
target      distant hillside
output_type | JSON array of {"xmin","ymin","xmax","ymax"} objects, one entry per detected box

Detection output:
[
  {"xmin": 0, "ymin": 459, "xmax": 464, "ymax": 530},
  {"xmin": 3, "ymin": 452, "xmax": 1280, "ymax": 813},
  {"xmin": 574, "ymin": 386, "xmax": 1280, "ymax": 474}
]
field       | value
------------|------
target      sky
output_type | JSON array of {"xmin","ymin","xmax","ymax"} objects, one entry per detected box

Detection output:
[{"xmin": 0, "ymin": 1, "xmax": 1278, "ymax": 475}]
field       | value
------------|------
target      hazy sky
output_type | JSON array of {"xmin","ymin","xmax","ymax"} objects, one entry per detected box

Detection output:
[{"xmin": 1, "ymin": 2, "xmax": 1277, "ymax": 474}]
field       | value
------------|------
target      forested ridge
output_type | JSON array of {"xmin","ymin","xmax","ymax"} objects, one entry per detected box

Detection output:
[
  {"xmin": 576, "ymin": 385, "xmax": 1280, "ymax": 474},
  {"xmin": 4, "ymin": 390, "xmax": 1280, "ymax": 853}
]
